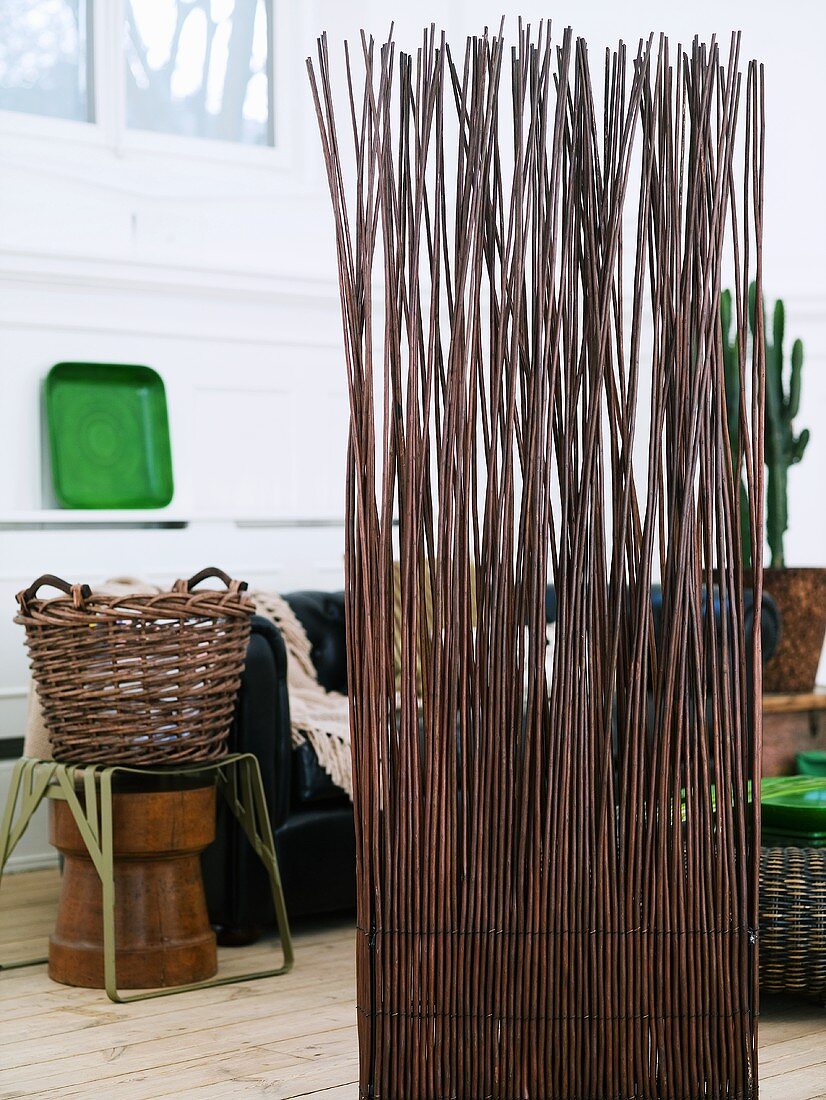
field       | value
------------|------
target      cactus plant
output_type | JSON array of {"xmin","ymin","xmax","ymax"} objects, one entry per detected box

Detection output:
[{"xmin": 721, "ymin": 283, "xmax": 809, "ymax": 568}]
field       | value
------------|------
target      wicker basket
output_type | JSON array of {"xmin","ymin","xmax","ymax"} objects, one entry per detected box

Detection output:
[
  {"xmin": 760, "ymin": 845, "xmax": 826, "ymax": 1004},
  {"xmin": 15, "ymin": 567, "xmax": 253, "ymax": 765}
]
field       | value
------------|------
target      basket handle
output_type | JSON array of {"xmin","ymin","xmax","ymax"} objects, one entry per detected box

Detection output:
[
  {"xmin": 16, "ymin": 574, "xmax": 92, "ymax": 613},
  {"xmin": 174, "ymin": 567, "xmax": 249, "ymax": 596}
]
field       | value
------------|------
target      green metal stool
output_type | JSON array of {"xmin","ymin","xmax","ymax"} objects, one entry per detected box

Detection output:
[{"xmin": 0, "ymin": 752, "xmax": 294, "ymax": 1003}]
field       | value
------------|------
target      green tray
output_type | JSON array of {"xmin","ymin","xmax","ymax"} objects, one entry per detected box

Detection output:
[
  {"xmin": 761, "ymin": 777, "xmax": 826, "ymax": 837},
  {"xmin": 45, "ymin": 363, "xmax": 174, "ymax": 509}
]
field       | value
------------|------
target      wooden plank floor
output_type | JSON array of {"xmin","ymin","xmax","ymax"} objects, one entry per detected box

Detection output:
[{"xmin": 1, "ymin": 869, "xmax": 824, "ymax": 1099}]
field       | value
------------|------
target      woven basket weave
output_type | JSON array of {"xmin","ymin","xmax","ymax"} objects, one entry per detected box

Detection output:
[
  {"xmin": 760, "ymin": 845, "xmax": 826, "ymax": 1004},
  {"xmin": 15, "ymin": 567, "xmax": 253, "ymax": 765}
]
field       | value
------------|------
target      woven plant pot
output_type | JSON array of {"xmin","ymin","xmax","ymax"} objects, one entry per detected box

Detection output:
[
  {"xmin": 15, "ymin": 567, "xmax": 252, "ymax": 765},
  {"xmin": 763, "ymin": 567, "xmax": 826, "ymax": 693}
]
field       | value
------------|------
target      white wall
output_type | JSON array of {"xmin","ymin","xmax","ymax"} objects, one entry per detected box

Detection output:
[
  {"xmin": 2, "ymin": 0, "xmax": 824, "ymax": 868},
  {"xmin": 331, "ymin": 0, "xmax": 826, "ymax": 566}
]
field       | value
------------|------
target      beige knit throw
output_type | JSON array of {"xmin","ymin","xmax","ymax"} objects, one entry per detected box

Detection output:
[{"xmin": 251, "ymin": 592, "xmax": 352, "ymax": 800}]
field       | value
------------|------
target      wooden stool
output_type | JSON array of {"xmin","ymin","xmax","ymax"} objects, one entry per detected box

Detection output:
[
  {"xmin": 0, "ymin": 754, "xmax": 293, "ymax": 1002},
  {"xmin": 49, "ymin": 781, "xmax": 218, "ymax": 990}
]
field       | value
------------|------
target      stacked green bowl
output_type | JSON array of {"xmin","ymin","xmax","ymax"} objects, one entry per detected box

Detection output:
[{"xmin": 761, "ymin": 777, "xmax": 826, "ymax": 848}]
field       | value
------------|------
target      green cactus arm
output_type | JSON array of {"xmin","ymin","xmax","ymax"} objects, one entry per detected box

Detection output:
[
  {"xmin": 772, "ymin": 297, "xmax": 785, "ymax": 364},
  {"xmin": 720, "ymin": 288, "xmax": 732, "ymax": 345},
  {"xmin": 766, "ymin": 301, "xmax": 784, "ymax": 414},
  {"xmin": 766, "ymin": 462, "xmax": 788, "ymax": 569},
  {"xmin": 788, "ymin": 337, "xmax": 803, "ymax": 418},
  {"xmin": 723, "ymin": 342, "xmax": 740, "ymax": 452},
  {"xmin": 719, "ymin": 288, "xmax": 742, "ymax": 477},
  {"xmin": 749, "ymin": 283, "xmax": 781, "ymax": 404},
  {"xmin": 791, "ymin": 427, "xmax": 810, "ymax": 464},
  {"xmin": 764, "ymin": 345, "xmax": 784, "ymax": 465},
  {"xmin": 739, "ymin": 479, "xmax": 752, "ymax": 570}
]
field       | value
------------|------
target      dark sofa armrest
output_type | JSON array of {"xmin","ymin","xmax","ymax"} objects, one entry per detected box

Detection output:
[{"xmin": 229, "ymin": 614, "xmax": 292, "ymax": 829}]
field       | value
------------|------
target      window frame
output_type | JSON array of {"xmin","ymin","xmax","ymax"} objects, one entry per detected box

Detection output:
[{"xmin": 0, "ymin": 0, "xmax": 296, "ymax": 173}]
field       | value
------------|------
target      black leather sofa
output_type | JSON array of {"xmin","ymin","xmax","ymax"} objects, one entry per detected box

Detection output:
[
  {"xmin": 204, "ymin": 585, "xmax": 779, "ymax": 938},
  {"xmin": 203, "ymin": 592, "xmax": 355, "ymax": 938}
]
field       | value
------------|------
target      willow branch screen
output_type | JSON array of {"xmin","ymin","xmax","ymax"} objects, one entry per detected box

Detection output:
[{"xmin": 309, "ymin": 23, "xmax": 764, "ymax": 1100}]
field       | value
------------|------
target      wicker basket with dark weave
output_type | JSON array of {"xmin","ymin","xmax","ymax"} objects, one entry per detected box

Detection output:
[
  {"xmin": 15, "ymin": 567, "xmax": 253, "ymax": 765},
  {"xmin": 760, "ymin": 845, "xmax": 826, "ymax": 1004}
]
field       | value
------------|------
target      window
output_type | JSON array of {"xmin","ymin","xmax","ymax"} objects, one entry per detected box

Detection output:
[
  {"xmin": 125, "ymin": 0, "xmax": 273, "ymax": 146},
  {"xmin": 0, "ymin": 0, "xmax": 93, "ymax": 122},
  {"xmin": 0, "ymin": 0, "xmax": 279, "ymax": 152}
]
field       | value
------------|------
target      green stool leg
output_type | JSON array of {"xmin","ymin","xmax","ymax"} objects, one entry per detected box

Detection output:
[
  {"xmin": 2, "ymin": 764, "xmax": 114, "ymax": 980},
  {"xmin": 99, "ymin": 767, "xmax": 120, "ymax": 1003},
  {"xmin": 221, "ymin": 755, "xmax": 294, "ymax": 974},
  {"xmin": 0, "ymin": 759, "xmax": 61, "ymax": 972},
  {"xmin": 0, "ymin": 757, "xmax": 32, "ymax": 874},
  {"xmin": 96, "ymin": 754, "xmax": 293, "ymax": 1003}
]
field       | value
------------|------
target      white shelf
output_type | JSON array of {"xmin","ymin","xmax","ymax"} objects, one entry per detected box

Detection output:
[
  {"xmin": 0, "ymin": 510, "xmax": 346, "ymax": 528},
  {"xmin": 0, "ymin": 509, "xmax": 189, "ymax": 526}
]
